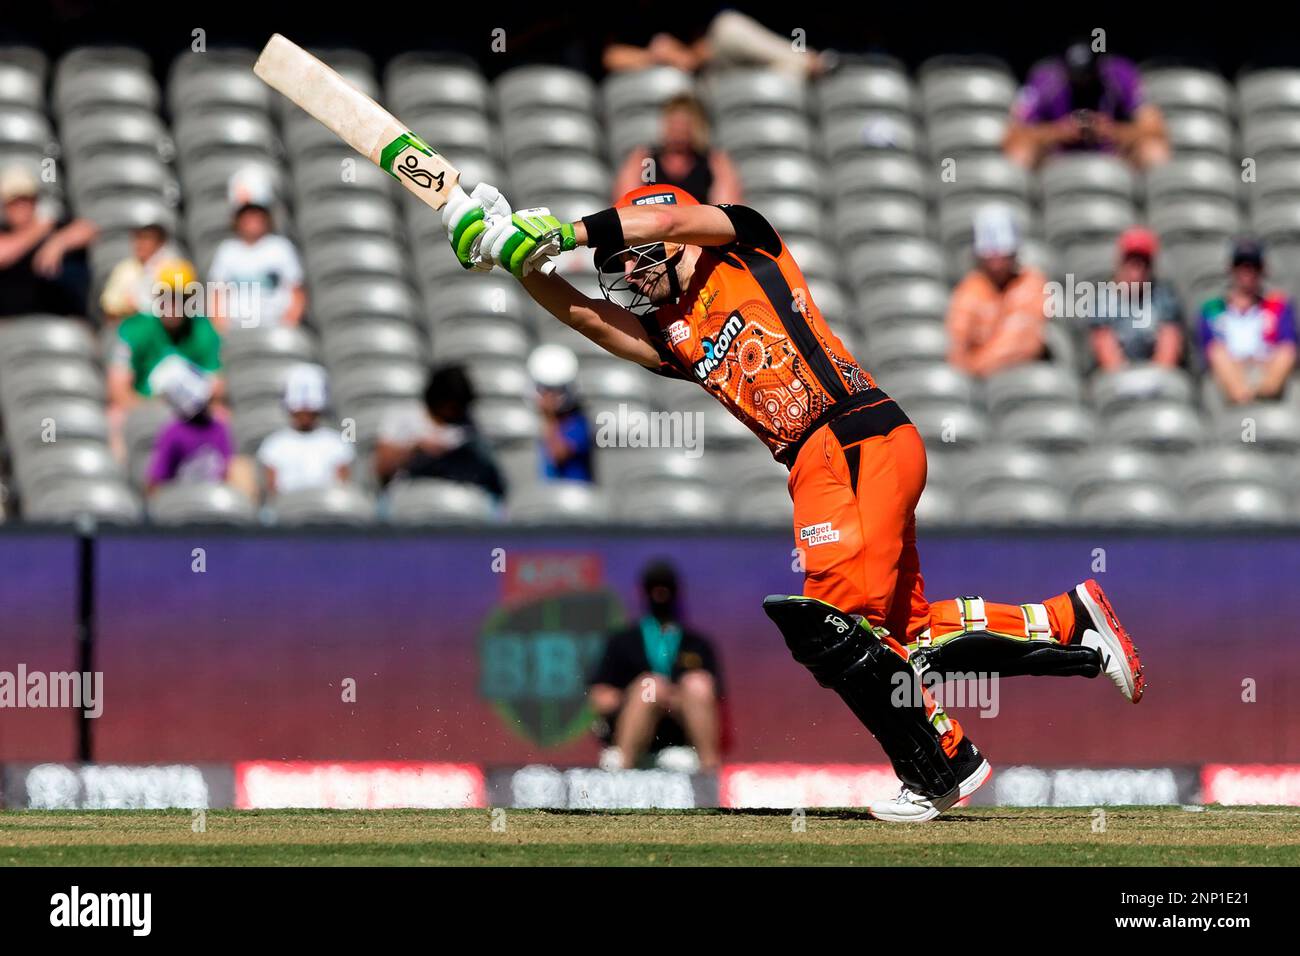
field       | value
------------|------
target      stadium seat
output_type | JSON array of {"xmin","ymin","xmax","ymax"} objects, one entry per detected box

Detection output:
[
  {"xmin": 1146, "ymin": 157, "xmax": 1239, "ymax": 207},
  {"xmin": 1177, "ymin": 446, "xmax": 1285, "ymax": 496},
  {"xmin": 5, "ymin": 397, "xmax": 108, "ymax": 449},
  {"xmin": 738, "ymin": 153, "xmax": 827, "ymax": 200},
  {"xmin": 738, "ymin": 485, "xmax": 795, "ymax": 527},
  {"xmin": 61, "ymin": 107, "xmax": 173, "ymax": 162},
  {"xmin": 53, "ymin": 63, "xmax": 159, "ymax": 118},
  {"xmin": 1040, "ymin": 154, "xmax": 1138, "ymax": 204},
  {"xmin": 502, "ymin": 112, "xmax": 604, "ymax": 165},
  {"xmin": 173, "ymin": 111, "xmax": 278, "ymax": 167},
  {"xmin": 508, "ymin": 479, "xmax": 612, "ymax": 525},
  {"xmin": 385, "ymin": 56, "xmax": 490, "ymax": 115},
  {"xmin": 1187, "ymin": 483, "xmax": 1292, "ymax": 525},
  {"xmin": 914, "ymin": 482, "xmax": 962, "ymax": 527},
  {"xmin": 331, "ymin": 361, "xmax": 427, "ymax": 409},
  {"xmin": 907, "ymin": 402, "xmax": 992, "ymax": 448},
  {"xmin": 985, "ymin": 363, "xmax": 1083, "ymax": 417},
  {"xmin": 602, "ymin": 66, "xmax": 694, "ymax": 118},
  {"xmin": 936, "ymin": 154, "xmax": 1030, "ymax": 203},
  {"xmin": 1043, "ymin": 195, "xmax": 1135, "ymax": 248},
  {"xmin": 1212, "ymin": 402, "xmax": 1300, "ymax": 452},
  {"xmin": 816, "ymin": 61, "xmax": 916, "ymax": 119},
  {"xmin": 858, "ymin": 278, "xmax": 949, "ymax": 328},
  {"xmin": 321, "ymin": 322, "xmax": 426, "ymax": 372},
  {"xmin": 1104, "ymin": 401, "xmax": 1206, "ymax": 452},
  {"xmin": 965, "ymin": 480, "xmax": 1071, "ymax": 526},
  {"xmin": 576, "ymin": 358, "xmax": 655, "ymax": 408},
  {"xmin": 708, "ymin": 68, "xmax": 810, "ymax": 117},
  {"xmin": 835, "ymin": 195, "xmax": 928, "ymax": 245},
  {"xmin": 745, "ymin": 194, "xmax": 825, "ymax": 242},
  {"xmin": 955, "ymin": 444, "xmax": 1059, "ymax": 497},
  {"xmin": 270, "ymin": 484, "xmax": 376, "ymax": 525},
  {"xmin": 919, "ymin": 59, "xmax": 1015, "ymax": 119},
  {"xmin": 497, "ymin": 65, "xmax": 597, "ymax": 120},
  {"xmin": 880, "ymin": 362, "xmax": 977, "ymax": 409},
  {"xmin": 996, "ymin": 401, "xmax": 1098, "ymax": 451},
  {"xmin": 12, "ymin": 442, "xmax": 122, "ymax": 498},
  {"xmin": 222, "ymin": 324, "xmax": 319, "ymax": 369},
  {"xmin": 1164, "ymin": 112, "xmax": 1235, "ymax": 157},
  {"xmin": 231, "ymin": 403, "xmax": 291, "ymax": 455},
  {"xmin": 1072, "ymin": 481, "xmax": 1183, "ymax": 526},
  {"xmin": 1242, "ymin": 115, "xmax": 1300, "ymax": 163},
  {"xmin": 512, "ymin": 154, "xmax": 611, "ymax": 206},
  {"xmin": 226, "ymin": 361, "xmax": 310, "ymax": 409},
  {"xmin": 384, "ymin": 478, "xmax": 497, "ymax": 525},
  {"xmin": 426, "ymin": 277, "xmax": 537, "ymax": 330},
  {"xmin": 474, "ymin": 398, "xmax": 540, "ymax": 447},
  {"xmin": 937, "ymin": 195, "xmax": 1035, "ymax": 251},
  {"xmin": 296, "ymin": 196, "xmax": 401, "ymax": 244},
  {"xmin": 926, "ymin": 114, "xmax": 1008, "ymax": 158},
  {"xmin": 23, "ymin": 479, "xmax": 143, "ymax": 525},
  {"xmin": 1064, "ymin": 445, "xmax": 1170, "ymax": 497},
  {"xmin": 848, "ymin": 238, "xmax": 945, "ymax": 287},
  {"xmin": 0, "ymin": 358, "xmax": 103, "ymax": 408},
  {"xmin": 862, "ymin": 321, "xmax": 949, "ymax": 372},
  {"xmin": 1141, "ymin": 67, "xmax": 1232, "ymax": 117},
  {"xmin": 822, "ymin": 111, "xmax": 922, "ymax": 159},
  {"xmin": 0, "ymin": 61, "xmax": 42, "ymax": 110},
  {"xmin": 147, "ymin": 482, "xmax": 258, "ymax": 526},
  {"xmin": 1150, "ymin": 197, "xmax": 1240, "ymax": 243},
  {"xmin": 431, "ymin": 321, "xmax": 531, "ymax": 363},
  {"xmin": 832, "ymin": 153, "xmax": 927, "ymax": 202},
  {"xmin": 168, "ymin": 63, "xmax": 273, "ymax": 116},
  {"xmin": 1089, "ymin": 366, "xmax": 1196, "ymax": 416},
  {"xmin": 599, "ymin": 445, "xmax": 716, "ymax": 491},
  {"xmin": 716, "ymin": 113, "xmax": 815, "ymax": 158},
  {"xmin": 1238, "ymin": 69, "xmax": 1300, "ymax": 122},
  {"xmin": 312, "ymin": 279, "xmax": 420, "ymax": 329},
  {"xmin": 68, "ymin": 153, "xmax": 178, "ymax": 208},
  {"xmin": 615, "ymin": 478, "xmax": 727, "ymax": 526},
  {"xmin": 292, "ymin": 154, "xmax": 398, "ymax": 204},
  {"xmin": 0, "ymin": 107, "xmax": 55, "ymax": 157},
  {"xmin": 306, "ymin": 237, "xmax": 408, "ymax": 288}
]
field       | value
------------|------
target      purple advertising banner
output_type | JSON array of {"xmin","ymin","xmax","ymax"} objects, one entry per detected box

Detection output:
[
  {"xmin": 75, "ymin": 530, "xmax": 1300, "ymax": 768},
  {"xmin": 0, "ymin": 533, "xmax": 82, "ymax": 762}
]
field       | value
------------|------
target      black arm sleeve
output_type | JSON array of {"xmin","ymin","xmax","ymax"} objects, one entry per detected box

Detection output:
[{"xmin": 716, "ymin": 204, "xmax": 783, "ymax": 257}]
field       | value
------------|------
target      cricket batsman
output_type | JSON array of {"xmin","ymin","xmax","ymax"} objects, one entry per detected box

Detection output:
[{"xmin": 442, "ymin": 181, "xmax": 1145, "ymax": 822}]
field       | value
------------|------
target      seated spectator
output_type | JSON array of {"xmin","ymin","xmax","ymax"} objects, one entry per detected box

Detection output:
[
  {"xmin": 1090, "ymin": 227, "xmax": 1184, "ymax": 371},
  {"xmin": 374, "ymin": 364, "xmax": 506, "ymax": 500},
  {"xmin": 207, "ymin": 167, "xmax": 305, "ymax": 331},
  {"xmin": 527, "ymin": 344, "xmax": 594, "ymax": 483},
  {"xmin": 0, "ymin": 165, "xmax": 97, "ymax": 318},
  {"xmin": 588, "ymin": 560, "xmax": 723, "ymax": 772},
  {"xmin": 99, "ymin": 217, "xmax": 179, "ymax": 324},
  {"xmin": 1003, "ymin": 41, "xmax": 1169, "ymax": 170},
  {"xmin": 946, "ymin": 205, "xmax": 1050, "ymax": 378},
  {"xmin": 603, "ymin": 9, "xmax": 834, "ymax": 78},
  {"xmin": 257, "ymin": 364, "xmax": 354, "ymax": 498},
  {"xmin": 612, "ymin": 94, "xmax": 741, "ymax": 205},
  {"xmin": 107, "ymin": 258, "xmax": 223, "ymax": 461},
  {"xmin": 145, "ymin": 355, "xmax": 255, "ymax": 499},
  {"xmin": 1200, "ymin": 238, "xmax": 1297, "ymax": 405}
]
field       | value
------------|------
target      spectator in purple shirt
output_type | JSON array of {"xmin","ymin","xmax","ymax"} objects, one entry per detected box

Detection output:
[
  {"xmin": 1004, "ymin": 41, "xmax": 1170, "ymax": 170},
  {"xmin": 145, "ymin": 355, "xmax": 257, "ymax": 499}
]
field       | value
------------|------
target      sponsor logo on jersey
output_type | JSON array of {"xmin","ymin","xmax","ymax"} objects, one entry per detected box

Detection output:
[
  {"xmin": 666, "ymin": 319, "xmax": 691, "ymax": 347},
  {"xmin": 800, "ymin": 522, "xmax": 840, "ymax": 547},
  {"xmin": 692, "ymin": 310, "xmax": 745, "ymax": 380}
]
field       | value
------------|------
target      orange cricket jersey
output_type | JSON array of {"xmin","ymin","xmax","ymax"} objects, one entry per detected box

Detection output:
[{"xmin": 640, "ymin": 205, "xmax": 876, "ymax": 464}]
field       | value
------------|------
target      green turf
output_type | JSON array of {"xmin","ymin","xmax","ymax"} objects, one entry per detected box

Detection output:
[{"xmin": 2, "ymin": 806, "xmax": 1298, "ymax": 866}]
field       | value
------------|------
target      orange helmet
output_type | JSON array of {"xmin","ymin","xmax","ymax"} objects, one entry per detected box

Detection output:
[{"xmin": 596, "ymin": 184, "xmax": 700, "ymax": 314}]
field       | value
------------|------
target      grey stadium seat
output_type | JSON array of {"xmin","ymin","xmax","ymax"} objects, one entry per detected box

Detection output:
[
  {"xmin": 225, "ymin": 361, "xmax": 308, "ymax": 409},
  {"xmin": 1089, "ymin": 366, "xmax": 1195, "ymax": 416},
  {"xmin": 332, "ymin": 361, "xmax": 426, "ymax": 409},
  {"xmin": 497, "ymin": 65, "xmax": 596, "ymax": 119},
  {"xmin": 1187, "ymin": 483, "xmax": 1292, "ymax": 525},
  {"xmin": 1073, "ymin": 481, "xmax": 1182, "ymax": 526},
  {"xmin": 745, "ymin": 194, "xmax": 824, "ymax": 241},
  {"xmin": 937, "ymin": 154, "xmax": 1031, "ymax": 204},
  {"xmin": 12, "ymin": 442, "xmax": 122, "ymax": 498},
  {"xmin": 386, "ymin": 58, "xmax": 490, "ymax": 115},
  {"xmin": 1103, "ymin": 401, "xmax": 1205, "ymax": 452},
  {"xmin": 833, "ymin": 153, "xmax": 927, "ymax": 202},
  {"xmin": 384, "ymin": 479, "xmax": 496, "ymax": 525},
  {"xmin": 920, "ymin": 62, "xmax": 1015, "ymax": 118},
  {"xmin": 68, "ymin": 153, "xmax": 178, "ymax": 208},
  {"xmin": 231, "ymin": 403, "xmax": 291, "ymax": 455},
  {"xmin": 53, "ymin": 64, "xmax": 159, "ymax": 117},
  {"xmin": 24, "ymin": 479, "xmax": 143, "ymax": 525},
  {"xmin": 717, "ymin": 113, "xmax": 815, "ymax": 158},
  {"xmin": 1242, "ymin": 116, "xmax": 1300, "ymax": 163},
  {"xmin": 836, "ymin": 195, "xmax": 928, "ymax": 245},
  {"xmin": 984, "ymin": 363, "xmax": 1083, "ymax": 417},
  {"xmin": 1146, "ymin": 157, "xmax": 1239, "ymax": 207},
  {"xmin": 955, "ymin": 444, "xmax": 1059, "ymax": 498},
  {"xmin": 738, "ymin": 485, "xmax": 795, "ymax": 527},
  {"xmin": 879, "ymin": 362, "xmax": 976, "ymax": 409},
  {"xmin": 297, "ymin": 196, "xmax": 400, "ymax": 244},
  {"xmin": 173, "ymin": 111, "xmax": 278, "ymax": 166},
  {"xmin": 823, "ymin": 111, "xmax": 922, "ymax": 159},
  {"xmin": 0, "ymin": 108, "xmax": 54, "ymax": 157},
  {"xmin": 1150, "ymin": 197, "xmax": 1239, "ymax": 242},
  {"xmin": 168, "ymin": 62, "xmax": 273, "ymax": 116},
  {"xmin": 865, "ymin": 321, "xmax": 949, "ymax": 371},
  {"xmin": 1177, "ymin": 446, "xmax": 1285, "ymax": 497},
  {"xmin": 937, "ymin": 195, "xmax": 1035, "ymax": 251},
  {"xmin": 602, "ymin": 66, "xmax": 694, "ymax": 117},
  {"xmin": 1141, "ymin": 68, "xmax": 1232, "ymax": 117},
  {"xmin": 915, "ymin": 483, "xmax": 962, "ymax": 527},
  {"xmin": 222, "ymin": 324, "xmax": 318, "ymax": 368},
  {"xmin": 431, "ymin": 321, "xmax": 531, "ymax": 363},
  {"xmin": 312, "ymin": 279, "xmax": 420, "ymax": 328},
  {"xmin": 508, "ymin": 480, "xmax": 612, "ymax": 525},
  {"xmin": 322, "ymin": 322, "xmax": 426, "ymax": 372},
  {"xmin": 474, "ymin": 398, "xmax": 540, "ymax": 447},
  {"xmin": 1064, "ymin": 446, "xmax": 1170, "ymax": 498},
  {"xmin": 512, "ymin": 154, "xmax": 610, "ymax": 205},
  {"xmin": 306, "ymin": 237, "xmax": 408, "ymax": 288},
  {"xmin": 147, "ymin": 483, "xmax": 258, "ymax": 526},
  {"xmin": 1238, "ymin": 69, "xmax": 1300, "ymax": 122},
  {"xmin": 1213, "ymin": 402, "xmax": 1300, "ymax": 452},
  {"xmin": 615, "ymin": 479, "xmax": 728, "ymax": 526},
  {"xmin": 1043, "ymin": 195, "xmax": 1135, "ymax": 248},
  {"xmin": 293, "ymin": 153, "xmax": 398, "ymax": 204},
  {"xmin": 598, "ymin": 446, "xmax": 717, "ymax": 492},
  {"xmin": 271, "ymin": 485, "xmax": 376, "ymax": 526},
  {"xmin": 0, "ymin": 62, "xmax": 42, "ymax": 109},
  {"xmin": 460, "ymin": 358, "xmax": 533, "ymax": 402},
  {"xmin": 965, "ymin": 480, "xmax": 1070, "ymax": 526},
  {"xmin": 859, "ymin": 279, "xmax": 949, "ymax": 327},
  {"xmin": 907, "ymin": 402, "xmax": 992, "ymax": 449},
  {"xmin": 848, "ymin": 238, "xmax": 945, "ymax": 287},
  {"xmin": 0, "ymin": 358, "xmax": 102, "ymax": 408},
  {"xmin": 502, "ymin": 112, "xmax": 604, "ymax": 164},
  {"xmin": 996, "ymin": 402, "xmax": 1098, "ymax": 451},
  {"xmin": 816, "ymin": 63, "xmax": 916, "ymax": 118},
  {"xmin": 926, "ymin": 113, "xmax": 1007, "ymax": 158},
  {"xmin": 1164, "ymin": 113, "xmax": 1235, "ymax": 157},
  {"xmin": 5, "ymin": 397, "xmax": 108, "ymax": 449},
  {"xmin": 738, "ymin": 153, "xmax": 827, "ymax": 201},
  {"xmin": 1040, "ymin": 154, "xmax": 1137, "ymax": 204},
  {"xmin": 708, "ymin": 69, "xmax": 810, "ymax": 117},
  {"xmin": 61, "ymin": 108, "xmax": 172, "ymax": 162},
  {"xmin": 426, "ymin": 277, "xmax": 537, "ymax": 329}
]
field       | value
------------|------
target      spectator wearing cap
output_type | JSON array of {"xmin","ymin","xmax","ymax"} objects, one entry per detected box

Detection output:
[
  {"xmin": 0, "ymin": 165, "xmax": 98, "ymax": 318},
  {"xmin": 1004, "ymin": 41, "xmax": 1169, "ymax": 170},
  {"xmin": 946, "ymin": 205, "xmax": 1050, "ymax": 378},
  {"xmin": 374, "ymin": 364, "xmax": 507, "ymax": 500},
  {"xmin": 527, "ymin": 344, "xmax": 595, "ymax": 483},
  {"xmin": 145, "ymin": 355, "xmax": 255, "ymax": 499},
  {"xmin": 206, "ymin": 167, "xmax": 305, "ymax": 331},
  {"xmin": 99, "ymin": 217, "xmax": 179, "ymax": 323},
  {"xmin": 1089, "ymin": 227, "xmax": 1184, "ymax": 371},
  {"xmin": 256, "ymin": 364, "xmax": 355, "ymax": 498},
  {"xmin": 1199, "ymin": 239, "xmax": 1298, "ymax": 405}
]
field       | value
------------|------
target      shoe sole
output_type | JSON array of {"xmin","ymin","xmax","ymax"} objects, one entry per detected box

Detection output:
[
  {"xmin": 869, "ymin": 756, "xmax": 993, "ymax": 823},
  {"xmin": 1077, "ymin": 579, "xmax": 1145, "ymax": 703}
]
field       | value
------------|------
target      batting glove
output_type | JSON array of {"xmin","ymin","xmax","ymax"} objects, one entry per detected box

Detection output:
[
  {"xmin": 442, "ymin": 182, "xmax": 512, "ymax": 271},
  {"xmin": 480, "ymin": 208, "xmax": 577, "ymax": 278}
]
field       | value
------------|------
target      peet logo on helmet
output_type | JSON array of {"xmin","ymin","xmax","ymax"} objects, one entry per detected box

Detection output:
[{"xmin": 632, "ymin": 193, "xmax": 678, "ymax": 205}]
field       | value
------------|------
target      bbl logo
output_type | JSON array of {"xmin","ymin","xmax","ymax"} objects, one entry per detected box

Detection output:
[{"xmin": 479, "ymin": 554, "xmax": 626, "ymax": 747}]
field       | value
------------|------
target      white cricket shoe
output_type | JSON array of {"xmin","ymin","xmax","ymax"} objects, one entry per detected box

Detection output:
[
  {"xmin": 598, "ymin": 746, "xmax": 626, "ymax": 772},
  {"xmin": 869, "ymin": 739, "xmax": 992, "ymax": 823}
]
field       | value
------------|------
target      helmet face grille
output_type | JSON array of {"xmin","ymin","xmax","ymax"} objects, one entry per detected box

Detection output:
[{"xmin": 597, "ymin": 242, "xmax": 676, "ymax": 316}]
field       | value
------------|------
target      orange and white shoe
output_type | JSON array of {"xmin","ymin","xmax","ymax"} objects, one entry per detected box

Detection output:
[{"xmin": 1072, "ymin": 579, "xmax": 1146, "ymax": 703}]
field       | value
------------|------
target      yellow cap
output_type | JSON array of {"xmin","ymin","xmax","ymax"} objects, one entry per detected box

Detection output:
[{"xmin": 154, "ymin": 258, "xmax": 197, "ymax": 294}]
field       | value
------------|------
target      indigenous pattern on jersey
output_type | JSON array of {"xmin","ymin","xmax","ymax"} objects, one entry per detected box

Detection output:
[{"xmin": 640, "ymin": 205, "xmax": 873, "ymax": 463}]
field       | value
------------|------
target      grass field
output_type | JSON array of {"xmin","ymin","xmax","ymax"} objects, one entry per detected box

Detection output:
[{"xmin": 3, "ymin": 806, "xmax": 1300, "ymax": 865}]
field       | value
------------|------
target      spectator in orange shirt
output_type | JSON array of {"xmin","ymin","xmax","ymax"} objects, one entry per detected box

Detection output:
[{"xmin": 946, "ymin": 205, "xmax": 1050, "ymax": 377}]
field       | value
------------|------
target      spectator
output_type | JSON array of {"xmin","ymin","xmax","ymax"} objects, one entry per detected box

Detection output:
[
  {"xmin": 374, "ymin": 364, "xmax": 506, "ymax": 500},
  {"xmin": 99, "ymin": 217, "xmax": 179, "ymax": 324},
  {"xmin": 527, "ymin": 344, "xmax": 594, "ymax": 483},
  {"xmin": 206, "ymin": 167, "xmax": 305, "ymax": 331},
  {"xmin": 603, "ymin": 8, "xmax": 835, "ymax": 78},
  {"xmin": 0, "ymin": 165, "xmax": 97, "ymax": 318},
  {"xmin": 1200, "ymin": 238, "xmax": 1297, "ymax": 405},
  {"xmin": 1090, "ymin": 227, "xmax": 1184, "ymax": 371},
  {"xmin": 107, "ymin": 259, "xmax": 223, "ymax": 462},
  {"xmin": 612, "ymin": 94, "xmax": 741, "ymax": 205},
  {"xmin": 144, "ymin": 355, "xmax": 255, "ymax": 499},
  {"xmin": 588, "ymin": 560, "xmax": 723, "ymax": 772},
  {"xmin": 946, "ymin": 205, "xmax": 1050, "ymax": 377},
  {"xmin": 256, "ymin": 364, "xmax": 354, "ymax": 498},
  {"xmin": 1003, "ymin": 41, "xmax": 1169, "ymax": 170}
]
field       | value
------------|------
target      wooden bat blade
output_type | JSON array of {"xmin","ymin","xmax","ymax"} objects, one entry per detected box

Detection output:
[{"xmin": 253, "ymin": 33, "xmax": 459, "ymax": 210}]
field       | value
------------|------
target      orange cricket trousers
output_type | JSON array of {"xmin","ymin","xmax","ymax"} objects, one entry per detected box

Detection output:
[{"xmin": 787, "ymin": 389, "xmax": 1079, "ymax": 754}]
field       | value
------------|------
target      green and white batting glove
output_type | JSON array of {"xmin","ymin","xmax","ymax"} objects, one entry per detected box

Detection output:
[
  {"xmin": 479, "ymin": 207, "xmax": 577, "ymax": 278},
  {"xmin": 441, "ymin": 182, "xmax": 512, "ymax": 271}
]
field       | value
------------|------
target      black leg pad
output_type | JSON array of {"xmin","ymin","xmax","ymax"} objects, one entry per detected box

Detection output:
[
  {"xmin": 910, "ymin": 632, "xmax": 1102, "ymax": 681},
  {"xmin": 763, "ymin": 594, "xmax": 958, "ymax": 797}
]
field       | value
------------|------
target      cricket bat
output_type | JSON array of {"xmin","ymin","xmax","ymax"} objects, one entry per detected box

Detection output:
[{"xmin": 254, "ymin": 34, "xmax": 458, "ymax": 209}]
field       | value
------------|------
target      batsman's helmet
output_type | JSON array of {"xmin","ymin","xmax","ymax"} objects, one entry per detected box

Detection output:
[{"xmin": 596, "ymin": 184, "xmax": 699, "ymax": 316}]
